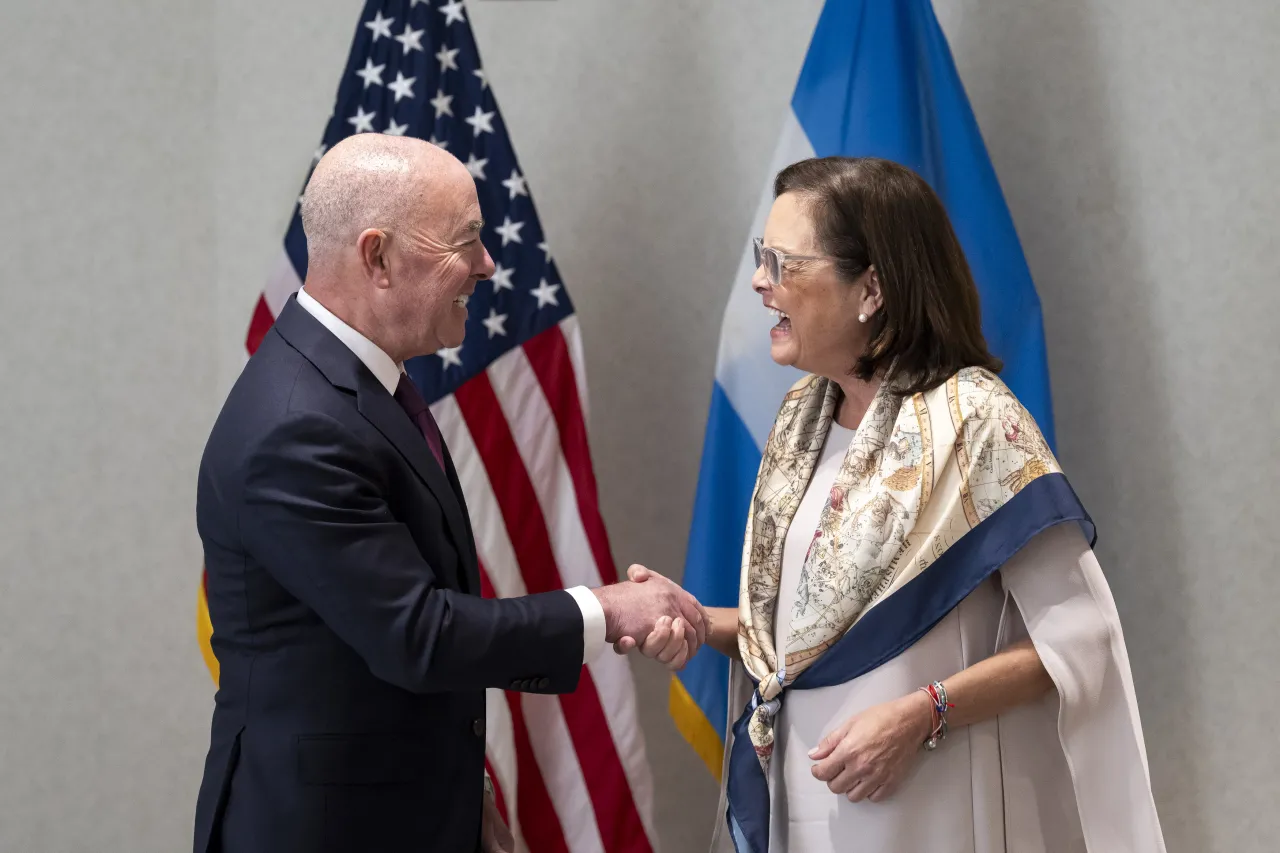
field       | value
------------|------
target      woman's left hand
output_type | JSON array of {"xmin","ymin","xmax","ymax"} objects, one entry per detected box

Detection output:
[{"xmin": 808, "ymin": 690, "xmax": 935, "ymax": 803}]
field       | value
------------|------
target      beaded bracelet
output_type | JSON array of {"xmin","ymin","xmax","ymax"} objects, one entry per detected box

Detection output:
[{"xmin": 918, "ymin": 681, "xmax": 954, "ymax": 751}]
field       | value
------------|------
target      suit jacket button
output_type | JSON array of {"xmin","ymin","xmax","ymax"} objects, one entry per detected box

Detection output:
[
  {"xmin": 473, "ymin": 718, "xmax": 485, "ymax": 738},
  {"xmin": 536, "ymin": 677, "xmax": 550, "ymax": 691}
]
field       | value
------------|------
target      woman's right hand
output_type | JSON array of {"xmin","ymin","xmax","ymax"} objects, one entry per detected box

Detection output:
[{"xmin": 624, "ymin": 614, "xmax": 695, "ymax": 669}]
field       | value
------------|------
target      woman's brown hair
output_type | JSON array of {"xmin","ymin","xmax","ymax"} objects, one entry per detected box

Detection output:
[{"xmin": 773, "ymin": 156, "xmax": 1001, "ymax": 394}]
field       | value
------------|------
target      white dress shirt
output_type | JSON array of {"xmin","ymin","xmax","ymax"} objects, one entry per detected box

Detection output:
[{"xmin": 296, "ymin": 288, "xmax": 607, "ymax": 664}]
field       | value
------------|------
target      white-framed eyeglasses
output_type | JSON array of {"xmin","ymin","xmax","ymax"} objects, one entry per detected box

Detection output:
[{"xmin": 753, "ymin": 237, "xmax": 830, "ymax": 287}]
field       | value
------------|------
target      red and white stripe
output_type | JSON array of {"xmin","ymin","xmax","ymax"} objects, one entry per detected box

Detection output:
[{"xmin": 247, "ymin": 252, "xmax": 657, "ymax": 853}]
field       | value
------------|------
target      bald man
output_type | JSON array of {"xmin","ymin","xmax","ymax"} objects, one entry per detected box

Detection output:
[{"xmin": 193, "ymin": 135, "xmax": 705, "ymax": 853}]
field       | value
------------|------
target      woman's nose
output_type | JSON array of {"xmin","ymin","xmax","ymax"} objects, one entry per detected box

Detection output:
[{"xmin": 751, "ymin": 265, "xmax": 770, "ymax": 294}]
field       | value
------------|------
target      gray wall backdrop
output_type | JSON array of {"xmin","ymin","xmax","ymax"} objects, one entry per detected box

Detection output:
[{"xmin": 1, "ymin": 0, "xmax": 1277, "ymax": 850}]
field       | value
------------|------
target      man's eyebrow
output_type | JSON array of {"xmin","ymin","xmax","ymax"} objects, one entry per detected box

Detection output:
[{"xmin": 465, "ymin": 219, "xmax": 485, "ymax": 235}]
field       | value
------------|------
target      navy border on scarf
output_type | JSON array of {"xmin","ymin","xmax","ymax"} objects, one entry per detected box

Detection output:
[{"xmin": 725, "ymin": 472, "xmax": 1095, "ymax": 853}]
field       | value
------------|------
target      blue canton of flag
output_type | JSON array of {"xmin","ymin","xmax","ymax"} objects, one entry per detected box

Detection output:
[{"xmin": 280, "ymin": 0, "xmax": 571, "ymax": 403}]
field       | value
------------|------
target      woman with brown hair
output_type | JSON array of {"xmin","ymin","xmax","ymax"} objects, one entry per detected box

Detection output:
[{"xmin": 642, "ymin": 157, "xmax": 1165, "ymax": 852}]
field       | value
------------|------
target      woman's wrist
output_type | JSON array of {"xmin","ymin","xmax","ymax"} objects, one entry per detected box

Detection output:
[
  {"xmin": 706, "ymin": 607, "xmax": 741, "ymax": 659},
  {"xmin": 904, "ymin": 688, "xmax": 937, "ymax": 743}
]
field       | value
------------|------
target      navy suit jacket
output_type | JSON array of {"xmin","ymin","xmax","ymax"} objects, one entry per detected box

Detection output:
[{"xmin": 194, "ymin": 297, "xmax": 585, "ymax": 853}]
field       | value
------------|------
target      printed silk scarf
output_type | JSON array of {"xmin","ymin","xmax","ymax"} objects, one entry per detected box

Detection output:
[{"xmin": 737, "ymin": 367, "xmax": 1060, "ymax": 769}]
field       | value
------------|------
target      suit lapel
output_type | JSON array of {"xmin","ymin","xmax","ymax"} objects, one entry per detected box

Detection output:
[
  {"xmin": 271, "ymin": 296, "xmax": 478, "ymax": 593},
  {"xmin": 441, "ymin": 447, "xmax": 480, "ymax": 593}
]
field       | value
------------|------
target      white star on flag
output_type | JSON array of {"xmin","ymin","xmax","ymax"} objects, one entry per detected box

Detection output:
[
  {"xmin": 384, "ymin": 119, "xmax": 409, "ymax": 136},
  {"xmin": 473, "ymin": 68, "xmax": 489, "ymax": 90},
  {"xmin": 464, "ymin": 154, "xmax": 489, "ymax": 180},
  {"xmin": 465, "ymin": 106, "xmax": 496, "ymax": 137},
  {"xmin": 388, "ymin": 71, "xmax": 417, "ymax": 103},
  {"xmin": 437, "ymin": 346, "xmax": 463, "ymax": 369},
  {"xmin": 312, "ymin": 143, "xmax": 328, "ymax": 163},
  {"xmin": 395, "ymin": 25, "xmax": 425, "ymax": 54},
  {"xmin": 355, "ymin": 58, "xmax": 385, "ymax": 88},
  {"xmin": 439, "ymin": 0, "xmax": 466, "ymax": 25},
  {"xmin": 364, "ymin": 11, "xmax": 394, "ymax": 41},
  {"xmin": 482, "ymin": 309, "xmax": 509, "ymax": 339},
  {"xmin": 502, "ymin": 169, "xmax": 529, "ymax": 200},
  {"xmin": 489, "ymin": 263, "xmax": 515, "ymax": 292},
  {"xmin": 494, "ymin": 217, "xmax": 524, "ymax": 246},
  {"xmin": 530, "ymin": 279, "xmax": 561, "ymax": 308},
  {"xmin": 537, "ymin": 240, "xmax": 552, "ymax": 262},
  {"xmin": 430, "ymin": 89, "xmax": 454, "ymax": 119},
  {"xmin": 428, "ymin": 134, "xmax": 448, "ymax": 149},
  {"xmin": 436, "ymin": 45, "xmax": 460, "ymax": 73},
  {"xmin": 410, "ymin": 0, "xmax": 428, "ymax": 6},
  {"xmin": 348, "ymin": 106, "xmax": 377, "ymax": 133}
]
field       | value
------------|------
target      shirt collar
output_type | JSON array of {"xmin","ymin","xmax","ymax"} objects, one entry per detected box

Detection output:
[{"xmin": 295, "ymin": 287, "xmax": 403, "ymax": 395}]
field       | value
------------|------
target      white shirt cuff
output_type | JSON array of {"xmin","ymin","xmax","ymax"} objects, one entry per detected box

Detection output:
[{"xmin": 565, "ymin": 586, "xmax": 606, "ymax": 664}]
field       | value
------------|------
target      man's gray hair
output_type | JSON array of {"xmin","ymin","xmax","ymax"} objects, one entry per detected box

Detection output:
[{"xmin": 299, "ymin": 134, "xmax": 423, "ymax": 262}]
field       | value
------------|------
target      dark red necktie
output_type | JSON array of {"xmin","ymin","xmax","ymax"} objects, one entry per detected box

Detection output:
[{"xmin": 393, "ymin": 374, "xmax": 446, "ymax": 471}]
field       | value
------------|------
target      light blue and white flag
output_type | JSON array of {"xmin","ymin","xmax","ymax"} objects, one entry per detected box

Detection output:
[{"xmin": 670, "ymin": 0, "xmax": 1055, "ymax": 778}]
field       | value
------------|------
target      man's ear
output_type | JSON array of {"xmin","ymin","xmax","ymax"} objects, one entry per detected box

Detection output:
[{"xmin": 356, "ymin": 228, "xmax": 391, "ymax": 289}]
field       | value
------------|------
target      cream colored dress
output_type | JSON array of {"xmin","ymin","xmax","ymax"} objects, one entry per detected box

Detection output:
[{"xmin": 712, "ymin": 426, "xmax": 1163, "ymax": 853}]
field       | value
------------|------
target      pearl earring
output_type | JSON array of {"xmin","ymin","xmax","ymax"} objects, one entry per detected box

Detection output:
[{"xmin": 858, "ymin": 313, "xmax": 868, "ymax": 323}]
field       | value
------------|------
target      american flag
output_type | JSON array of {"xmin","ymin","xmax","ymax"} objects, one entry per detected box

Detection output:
[{"xmin": 195, "ymin": 2, "xmax": 658, "ymax": 851}]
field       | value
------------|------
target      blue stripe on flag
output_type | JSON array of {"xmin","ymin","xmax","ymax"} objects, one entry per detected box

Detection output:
[
  {"xmin": 676, "ymin": 382, "xmax": 761, "ymax": 741},
  {"xmin": 791, "ymin": 0, "xmax": 1055, "ymax": 449}
]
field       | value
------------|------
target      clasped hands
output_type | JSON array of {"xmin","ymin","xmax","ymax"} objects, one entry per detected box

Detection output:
[{"xmin": 591, "ymin": 565, "xmax": 706, "ymax": 670}]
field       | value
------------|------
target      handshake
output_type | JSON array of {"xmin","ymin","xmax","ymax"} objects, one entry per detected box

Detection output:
[{"xmin": 590, "ymin": 566, "xmax": 711, "ymax": 670}]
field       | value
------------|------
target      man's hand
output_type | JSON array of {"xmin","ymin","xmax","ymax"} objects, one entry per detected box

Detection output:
[
  {"xmin": 481, "ymin": 787, "xmax": 514, "ymax": 853},
  {"xmin": 593, "ymin": 565, "xmax": 707, "ymax": 669}
]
